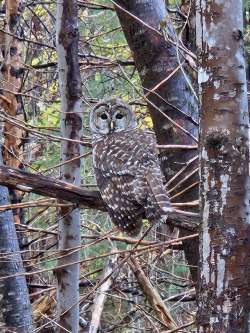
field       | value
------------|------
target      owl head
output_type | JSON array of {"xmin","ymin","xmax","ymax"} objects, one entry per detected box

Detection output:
[{"xmin": 90, "ymin": 97, "xmax": 138, "ymax": 139}]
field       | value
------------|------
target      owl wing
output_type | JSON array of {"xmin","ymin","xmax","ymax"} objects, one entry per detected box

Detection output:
[
  {"xmin": 145, "ymin": 170, "xmax": 172, "ymax": 215},
  {"xmin": 93, "ymin": 129, "xmax": 171, "ymax": 232},
  {"xmin": 120, "ymin": 130, "xmax": 172, "ymax": 216},
  {"xmin": 117, "ymin": 130, "xmax": 172, "ymax": 221},
  {"xmin": 94, "ymin": 167, "xmax": 143, "ymax": 235}
]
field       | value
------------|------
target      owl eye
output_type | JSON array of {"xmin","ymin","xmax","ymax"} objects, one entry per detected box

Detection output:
[
  {"xmin": 100, "ymin": 113, "xmax": 108, "ymax": 120},
  {"xmin": 116, "ymin": 113, "xmax": 124, "ymax": 120}
]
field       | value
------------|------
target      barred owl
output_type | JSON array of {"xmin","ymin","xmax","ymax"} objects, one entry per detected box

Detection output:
[{"xmin": 90, "ymin": 97, "xmax": 172, "ymax": 236}]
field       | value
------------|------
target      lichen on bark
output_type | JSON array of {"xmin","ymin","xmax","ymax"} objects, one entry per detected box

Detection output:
[{"xmin": 197, "ymin": 0, "xmax": 250, "ymax": 331}]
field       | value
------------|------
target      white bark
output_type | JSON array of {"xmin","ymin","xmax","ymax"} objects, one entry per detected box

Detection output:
[
  {"xmin": 56, "ymin": 0, "xmax": 83, "ymax": 332},
  {"xmin": 88, "ymin": 253, "xmax": 118, "ymax": 333},
  {"xmin": 197, "ymin": 0, "xmax": 250, "ymax": 331}
]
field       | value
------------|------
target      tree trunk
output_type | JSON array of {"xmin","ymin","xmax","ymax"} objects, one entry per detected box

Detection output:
[
  {"xmin": 56, "ymin": 0, "xmax": 83, "ymax": 332},
  {"xmin": 114, "ymin": 0, "xmax": 199, "ymax": 281},
  {"xmin": 196, "ymin": 0, "xmax": 250, "ymax": 331},
  {"xmin": 0, "ymin": 154, "xmax": 33, "ymax": 332},
  {"xmin": 0, "ymin": 0, "xmax": 25, "ymax": 226},
  {"xmin": 0, "ymin": 2, "xmax": 33, "ymax": 331}
]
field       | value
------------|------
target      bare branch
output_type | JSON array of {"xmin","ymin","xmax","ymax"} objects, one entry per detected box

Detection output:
[
  {"xmin": 128, "ymin": 256, "xmax": 177, "ymax": 330},
  {"xmin": 0, "ymin": 165, "xmax": 200, "ymax": 231},
  {"xmin": 0, "ymin": 165, "xmax": 104, "ymax": 210}
]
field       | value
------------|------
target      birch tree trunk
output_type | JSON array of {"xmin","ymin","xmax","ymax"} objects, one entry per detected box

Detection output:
[
  {"xmin": 196, "ymin": 1, "xmax": 250, "ymax": 331},
  {"xmin": 115, "ymin": 0, "xmax": 199, "ymax": 281},
  {"xmin": 56, "ymin": 1, "xmax": 83, "ymax": 332}
]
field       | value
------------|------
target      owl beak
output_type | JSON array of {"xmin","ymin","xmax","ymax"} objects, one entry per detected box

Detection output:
[{"xmin": 110, "ymin": 121, "xmax": 114, "ymax": 131}]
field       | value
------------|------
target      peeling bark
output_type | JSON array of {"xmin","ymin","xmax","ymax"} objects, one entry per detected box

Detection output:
[
  {"xmin": 115, "ymin": 0, "xmax": 199, "ymax": 281},
  {"xmin": 0, "ymin": 0, "xmax": 25, "ymax": 226},
  {"xmin": 197, "ymin": 0, "xmax": 250, "ymax": 331},
  {"xmin": 0, "ymin": 2, "xmax": 33, "ymax": 331},
  {"xmin": 56, "ymin": 0, "xmax": 83, "ymax": 332}
]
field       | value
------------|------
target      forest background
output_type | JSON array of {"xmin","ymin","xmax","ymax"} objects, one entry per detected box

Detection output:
[{"xmin": 0, "ymin": 0, "xmax": 249, "ymax": 332}]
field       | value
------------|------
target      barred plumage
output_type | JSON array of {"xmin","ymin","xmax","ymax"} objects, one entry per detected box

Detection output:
[{"xmin": 90, "ymin": 97, "xmax": 172, "ymax": 235}]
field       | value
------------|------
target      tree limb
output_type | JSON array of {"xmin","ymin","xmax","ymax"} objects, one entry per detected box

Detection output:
[
  {"xmin": 0, "ymin": 165, "xmax": 104, "ymax": 210},
  {"xmin": 0, "ymin": 165, "xmax": 199, "ymax": 231},
  {"xmin": 88, "ymin": 252, "xmax": 118, "ymax": 333},
  {"xmin": 128, "ymin": 256, "xmax": 177, "ymax": 330}
]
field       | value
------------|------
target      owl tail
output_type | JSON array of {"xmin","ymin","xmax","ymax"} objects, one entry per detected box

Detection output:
[{"xmin": 146, "ymin": 171, "xmax": 172, "ymax": 215}]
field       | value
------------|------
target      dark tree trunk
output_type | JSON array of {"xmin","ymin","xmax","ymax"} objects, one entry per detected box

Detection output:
[
  {"xmin": 0, "ymin": 156, "xmax": 33, "ymax": 332},
  {"xmin": 196, "ymin": 0, "xmax": 250, "ymax": 331},
  {"xmin": 114, "ymin": 0, "xmax": 199, "ymax": 281}
]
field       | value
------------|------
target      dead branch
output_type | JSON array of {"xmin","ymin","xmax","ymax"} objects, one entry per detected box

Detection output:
[
  {"xmin": 0, "ymin": 234, "xmax": 198, "ymax": 281},
  {"xmin": 128, "ymin": 256, "xmax": 177, "ymax": 330},
  {"xmin": 88, "ymin": 252, "xmax": 118, "ymax": 333},
  {"xmin": 165, "ymin": 288, "xmax": 195, "ymax": 302},
  {"xmin": 0, "ymin": 165, "xmax": 104, "ymax": 210},
  {"xmin": 0, "ymin": 165, "xmax": 200, "ymax": 231},
  {"xmin": 0, "ymin": 198, "xmax": 73, "ymax": 212},
  {"xmin": 161, "ymin": 320, "xmax": 195, "ymax": 333}
]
